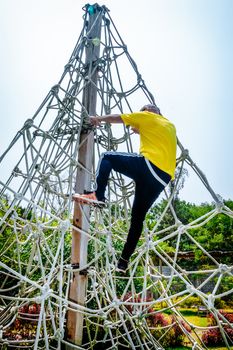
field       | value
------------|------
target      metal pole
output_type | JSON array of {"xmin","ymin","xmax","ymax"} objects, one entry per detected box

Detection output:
[{"xmin": 66, "ymin": 4, "xmax": 103, "ymax": 347}]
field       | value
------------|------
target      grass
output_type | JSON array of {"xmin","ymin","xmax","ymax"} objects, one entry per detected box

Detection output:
[
  {"xmin": 168, "ymin": 309, "xmax": 233, "ymax": 350},
  {"xmin": 179, "ymin": 309, "xmax": 209, "ymax": 327},
  {"xmin": 185, "ymin": 314, "xmax": 208, "ymax": 327}
]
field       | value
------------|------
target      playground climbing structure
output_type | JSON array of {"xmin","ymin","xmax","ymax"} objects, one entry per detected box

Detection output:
[{"xmin": 0, "ymin": 4, "xmax": 233, "ymax": 350}]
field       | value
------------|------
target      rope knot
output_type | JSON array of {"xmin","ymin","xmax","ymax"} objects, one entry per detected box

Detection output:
[
  {"xmin": 14, "ymin": 193, "xmax": 23, "ymax": 201},
  {"xmin": 51, "ymin": 84, "xmax": 60, "ymax": 94},
  {"xmin": 219, "ymin": 263, "xmax": 229, "ymax": 273},
  {"xmin": 207, "ymin": 294, "xmax": 214, "ymax": 309},
  {"xmin": 215, "ymin": 195, "xmax": 224, "ymax": 211},
  {"xmin": 12, "ymin": 166, "xmax": 22, "ymax": 177},
  {"xmin": 186, "ymin": 284, "xmax": 195, "ymax": 294},
  {"xmin": 41, "ymin": 283, "xmax": 52, "ymax": 300},
  {"xmin": 54, "ymin": 329, "xmax": 64, "ymax": 340},
  {"xmin": 24, "ymin": 119, "xmax": 34, "ymax": 129},
  {"xmin": 59, "ymin": 220, "xmax": 71, "ymax": 232},
  {"xmin": 182, "ymin": 149, "xmax": 189, "ymax": 159},
  {"xmin": 112, "ymin": 298, "xmax": 120, "ymax": 307}
]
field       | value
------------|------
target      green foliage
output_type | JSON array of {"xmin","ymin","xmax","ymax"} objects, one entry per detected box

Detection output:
[
  {"xmin": 1, "ymin": 194, "xmax": 233, "ymax": 308},
  {"xmin": 148, "ymin": 198, "xmax": 233, "ymax": 261},
  {"xmin": 146, "ymin": 198, "xmax": 233, "ymax": 297},
  {"xmin": 215, "ymin": 275, "xmax": 233, "ymax": 302},
  {"xmin": 0, "ymin": 197, "xmax": 72, "ymax": 296},
  {"xmin": 176, "ymin": 295, "xmax": 203, "ymax": 309},
  {"xmin": 148, "ymin": 313, "xmax": 191, "ymax": 347}
]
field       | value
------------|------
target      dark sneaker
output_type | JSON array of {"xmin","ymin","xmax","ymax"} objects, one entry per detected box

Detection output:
[
  {"xmin": 72, "ymin": 192, "xmax": 105, "ymax": 207},
  {"xmin": 116, "ymin": 257, "xmax": 129, "ymax": 273}
]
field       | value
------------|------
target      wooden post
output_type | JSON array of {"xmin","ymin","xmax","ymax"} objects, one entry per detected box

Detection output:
[{"xmin": 66, "ymin": 4, "xmax": 103, "ymax": 348}]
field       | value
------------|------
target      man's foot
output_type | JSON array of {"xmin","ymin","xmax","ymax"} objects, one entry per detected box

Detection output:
[
  {"xmin": 72, "ymin": 192, "xmax": 105, "ymax": 207},
  {"xmin": 116, "ymin": 257, "xmax": 129, "ymax": 273}
]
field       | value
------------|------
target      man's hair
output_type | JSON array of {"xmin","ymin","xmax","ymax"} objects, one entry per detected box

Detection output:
[{"xmin": 140, "ymin": 104, "xmax": 161, "ymax": 115}]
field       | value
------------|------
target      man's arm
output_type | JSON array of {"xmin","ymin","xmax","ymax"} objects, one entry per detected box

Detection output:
[
  {"xmin": 89, "ymin": 114, "xmax": 123, "ymax": 126},
  {"xmin": 131, "ymin": 127, "xmax": 139, "ymax": 134}
]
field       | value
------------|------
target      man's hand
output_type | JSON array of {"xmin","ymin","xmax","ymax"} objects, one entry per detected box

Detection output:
[
  {"xmin": 89, "ymin": 116, "xmax": 101, "ymax": 127},
  {"xmin": 89, "ymin": 113, "xmax": 123, "ymax": 126}
]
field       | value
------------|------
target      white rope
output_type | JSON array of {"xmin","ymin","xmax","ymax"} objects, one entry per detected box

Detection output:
[{"xmin": 0, "ymin": 4, "xmax": 232, "ymax": 350}]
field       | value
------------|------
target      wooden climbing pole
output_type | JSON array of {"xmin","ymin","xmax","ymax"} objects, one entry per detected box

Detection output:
[{"xmin": 66, "ymin": 4, "xmax": 103, "ymax": 348}]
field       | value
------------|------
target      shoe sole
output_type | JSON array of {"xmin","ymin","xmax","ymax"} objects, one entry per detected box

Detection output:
[{"xmin": 72, "ymin": 194, "xmax": 106, "ymax": 208}]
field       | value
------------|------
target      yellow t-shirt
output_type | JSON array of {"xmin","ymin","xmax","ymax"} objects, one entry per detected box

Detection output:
[{"xmin": 121, "ymin": 111, "xmax": 177, "ymax": 179}]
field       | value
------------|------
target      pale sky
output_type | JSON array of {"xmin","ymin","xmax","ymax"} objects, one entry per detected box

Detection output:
[{"xmin": 0, "ymin": 0, "xmax": 232, "ymax": 204}]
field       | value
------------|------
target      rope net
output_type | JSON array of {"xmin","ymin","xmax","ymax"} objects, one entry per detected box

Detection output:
[{"xmin": 0, "ymin": 4, "xmax": 232, "ymax": 350}]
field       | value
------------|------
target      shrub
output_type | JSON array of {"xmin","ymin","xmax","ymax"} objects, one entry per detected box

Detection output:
[
  {"xmin": 178, "ymin": 295, "xmax": 202, "ymax": 308},
  {"xmin": 202, "ymin": 311, "xmax": 233, "ymax": 346},
  {"xmin": 202, "ymin": 328, "xmax": 222, "ymax": 347},
  {"xmin": 149, "ymin": 314, "xmax": 191, "ymax": 348},
  {"xmin": 214, "ymin": 298, "xmax": 227, "ymax": 309},
  {"xmin": 123, "ymin": 292, "xmax": 191, "ymax": 347}
]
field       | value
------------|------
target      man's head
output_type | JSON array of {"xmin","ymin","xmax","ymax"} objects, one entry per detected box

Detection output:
[{"xmin": 140, "ymin": 104, "xmax": 161, "ymax": 115}]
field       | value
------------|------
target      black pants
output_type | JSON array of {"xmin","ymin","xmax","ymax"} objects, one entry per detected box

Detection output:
[{"xmin": 95, "ymin": 152, "xmax": 171, "ymax": 261}]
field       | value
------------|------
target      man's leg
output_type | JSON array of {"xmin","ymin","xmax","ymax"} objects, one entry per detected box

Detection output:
[
  {"xmin": 73, "ymin": 152, "xmax": 142, "ymax": 205},
  {"xmin": 95, "ymin": 152, "xmax": 142, "ymax": 201},
  {"xmin": 119, "ymin": 181, "xmax": 164, "ymax": 269}
]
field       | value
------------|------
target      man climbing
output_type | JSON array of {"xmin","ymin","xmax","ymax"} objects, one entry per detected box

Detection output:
[{"xmin": 73, "ymin": 104, "xmax": 177, "ymax": 272}]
